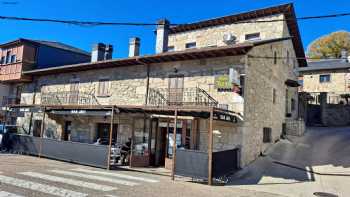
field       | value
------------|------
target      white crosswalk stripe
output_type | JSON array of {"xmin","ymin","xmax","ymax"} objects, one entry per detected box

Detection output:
[
  {"xmin": 50, "ymin": 169, "xmax": 139, "ymax": 186},
  {"xmin": 0, "ymin": 175, "xmax": 87, "ymax": 197},
  {"xmin": 18, "ymin": 171, "xmax": 117, "ymax": 192},
  {"xmin": 72, "ymin": 168, "xmax": 159, "ymax": 183},
  {"xmin": 0, "ymin": 191, "xmax": 24, "ymax": 197}
]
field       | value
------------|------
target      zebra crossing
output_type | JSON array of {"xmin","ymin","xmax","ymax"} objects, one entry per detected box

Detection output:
[{"xmin": 0, "ymin": 168, "xmax": 159, "ymax": 197}]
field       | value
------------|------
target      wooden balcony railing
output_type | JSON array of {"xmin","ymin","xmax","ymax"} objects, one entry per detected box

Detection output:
[{"xmin": 147, "ymin": 87, "xmax": 218, "ymax": 107}]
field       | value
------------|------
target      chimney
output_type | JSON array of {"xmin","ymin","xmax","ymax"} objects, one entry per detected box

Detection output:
[
  {"xmin": 341, "ymin": 49, "xmax": 348, "ymax": 62},
  {"xmin": 129, "ymin": 37, "xmax": 140, "ymax": 57},
  {"xmin": 104, "ymin": 44, "xmax": 113, "ymax": 60},
  {"xmin": 91, "ymin": 43, "xmax": 106, "ymax": 62},
  {"xmin": 155, "ymin": 19, "xmax": 170, "ymax": 54}
]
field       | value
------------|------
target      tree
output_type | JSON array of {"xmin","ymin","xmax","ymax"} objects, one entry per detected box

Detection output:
[{"xmin": 307, "ymin": 31, "xmax": 350, "ymax": 59}]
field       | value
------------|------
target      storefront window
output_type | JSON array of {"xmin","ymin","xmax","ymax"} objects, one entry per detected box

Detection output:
[{"xmin": 133, "ymin": 118, "xmax": 149, "ymax": 156}]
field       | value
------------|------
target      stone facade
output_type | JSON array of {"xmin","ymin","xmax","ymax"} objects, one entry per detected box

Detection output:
[
  {"xmin": 241, "ymin": 40, "xmax": 299, "ymax": 166},
  {"xmin": 16, "ymin": 8, "xmax": 301, "ymax": 168},
  {"xmin": 301, "ymin": 69, "xmax": 350, "ymax": 94},
  {"xmin": 168, "ymin": 14, "xmax": 286, "ymax": 51}
]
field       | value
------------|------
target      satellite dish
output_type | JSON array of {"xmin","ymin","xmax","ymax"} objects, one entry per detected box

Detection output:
[{"xmin": 223, "ymin": 33, "xmax": 236, "ymax": 45}]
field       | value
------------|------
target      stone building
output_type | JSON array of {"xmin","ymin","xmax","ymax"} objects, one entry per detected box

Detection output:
[
  {"xmin": 298, "ymin": 50, "xmax": 350, "ymax": 126},
  {"xmin": 10, "ymin": 3, "xmax": 306, "ymax": 179}
]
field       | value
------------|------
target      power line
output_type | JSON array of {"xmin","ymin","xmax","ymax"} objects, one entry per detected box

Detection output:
[
  {"xmin": 248, "ymin": 55, "xmax": 349, "ymax": 61},
  {"xmin": 0, "ymin": 11, "xmax": 349, "ymax": 27}
]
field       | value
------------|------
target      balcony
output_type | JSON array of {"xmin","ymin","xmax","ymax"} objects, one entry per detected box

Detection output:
[
  {"xmin": 41, "ymin": 91, "xmax": 99, "ymax": 106},
  {"xmin": 2, "ymin": 96, "xmax": 21, "ymax": 106},
  {"xmin": 147, "ymin": 87, "xmax": 218, "ymax": 107}
]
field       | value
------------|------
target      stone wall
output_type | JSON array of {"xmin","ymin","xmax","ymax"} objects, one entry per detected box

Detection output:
[
  {"xmin": 322, "ymin": 104, "xmax": 350, "ymax": 126},
  {"xmin": 241, "ymin": 39, "xmax": 299, "ymax": 166},
  {"xmin": 168, "ymin": 14, "xmax": 285, "ymax": 51},
  {"xmin": 301, "ymin": 69, "xmax": 350, "ymax": 93},
  {"xmin": 149, "ymin": 56, "xmax": 245, "ymax": 113},
  {"xmin": 285, "ymin": 118, "xmax": 305, "ymax": 136},
  {"xmin": 20, "ymin": 56, "xmax": 246, "ymax": 114}
]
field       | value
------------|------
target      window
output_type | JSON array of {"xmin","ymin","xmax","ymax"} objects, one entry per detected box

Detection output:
[
  {"xmin": 273, "ymin": 51, "xmax": 277, "ymax": 65},
  {"xmin": 272, "ymin": 88, "xmax": 277, "ymax": 104},
  {"xmin": 263, "ymin": 127, "xmax": 272, "ymax": 143},
  {"xmin": 167, "ymin": 46, "xmax": 175, "ymax": 52},
  {"xmin": 97, "ymin": 78, "xmax": 110, "ymax": 97},
  {"xmin": 286, "ymin": 50, "xmax": 290, "ymax": 65},
  {"xmin": 245, "ymin": 33, "xmax": 261, "ymax": 41},
  {"xmin": 185, "ymin": 42, "xmax": 196, "ymax": 49},
  {"xmin": 0, "ymin": 56, "xmax": 4, "ymax": 65},
  {"xmin": 10, "ymin": 55, "xmax": 16, "ymax": 63},
  {"xmin": 298, "ymin": 79, "xmax": 303, "ymax": 86},
  {"xmin": 5, "ymin": 51, "xmax": 11, "ymax": 64},
  {"xmin": 239, "ymin": 75, "xmax": 245, "ymax": 97},
  {"xmin": 319, "ymin": 74, "xmax": 331, "ymax": 83}
]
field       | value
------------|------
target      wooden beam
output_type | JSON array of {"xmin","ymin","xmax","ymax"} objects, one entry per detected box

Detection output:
[
  {"xmin": 171, "ymin": 109, "xmax": 178, "ymax": 181},
  {"xmin": 208, "ymin": 108, "xmax": 214, "ymax": 185},
  {"xmin": 107, "ymin": 106, "xmax": 115, "ymax": 170},
  {"xmin": 38, "ymin": 107, "xmax": 46, "ymax": 158}
]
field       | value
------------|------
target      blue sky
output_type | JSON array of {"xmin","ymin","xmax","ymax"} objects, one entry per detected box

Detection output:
[{"xmin": 0, "ymin": 0, "xmax": 349, "ymax": 58}]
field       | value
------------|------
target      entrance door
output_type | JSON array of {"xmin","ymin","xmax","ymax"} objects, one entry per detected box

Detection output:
[
  {"xmin": 168, "ymin": 75, "xmax": 184, "ymax": 106},
  {"xmin": 155, "ymin": 127, "xmax": 167, "ymax": 166},
  {"xmin": 97, "ymin": 123, "xmax": 118, "ymax": 145},
  {"xmin": 63, "ymin": 121, "xmax": 72, "ymax": 141}
]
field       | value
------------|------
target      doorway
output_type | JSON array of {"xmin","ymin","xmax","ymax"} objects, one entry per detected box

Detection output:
[
  {"xmin": 168, "ymin": 75, "xmax": 184, "ymax": 106},
  {"xmin": 62, "ymin": 121, "xmax": 72, "ymax": 141},
  {"xmin": 97, "ymin": 123, "xmax": 118, "ymax": 145}
]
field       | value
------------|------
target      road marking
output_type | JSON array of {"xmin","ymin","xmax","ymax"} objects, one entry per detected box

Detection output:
[
  {"xmin": 72, "ymin": 168, "xmax": 159, "ymax": 183},
  {"xmin": 19, "ymin": 171, "xmax": 117, "ymax": 192},
  {"xmin": 0, "ymin": 175, "xmax": 87, "ymax": 197},
  {"xmin": 50, "ymin": 170, "xmax": 139, "ymax": 186},
  {"xmin": 0, "ymin": 191, "xmax": 24, "ymax": 197}
]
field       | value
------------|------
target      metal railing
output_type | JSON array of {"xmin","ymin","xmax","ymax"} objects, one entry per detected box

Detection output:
[
  {"xmin": 2, "ymin": 96, "xmax": 20, "ymax": 106},
  {"xmin": 147, "ymin": 87, "xmax": 218, "ymax": 107},
  {"xmin": 41, "ymin": 91, "xmax": 99, "ymax": 106}
]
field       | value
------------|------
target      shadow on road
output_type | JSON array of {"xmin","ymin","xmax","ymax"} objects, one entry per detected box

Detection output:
[{"xmin": 227, "ymin": 127, "xmax": 350, "ymax": 186}]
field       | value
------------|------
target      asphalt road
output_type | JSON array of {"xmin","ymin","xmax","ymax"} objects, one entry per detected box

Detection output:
[
  {"xmin": 0, "ymin": 154, "xmax": 281, "ymax": 197},
  {"xmin": 228, "ymin": 127, "xmax": 350, "ymax": 197}
]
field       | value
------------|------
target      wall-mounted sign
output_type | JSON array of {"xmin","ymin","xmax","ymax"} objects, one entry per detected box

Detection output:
[{"xmin": 215, "ymin": 75, "xmax": 232, "ymax": 89}]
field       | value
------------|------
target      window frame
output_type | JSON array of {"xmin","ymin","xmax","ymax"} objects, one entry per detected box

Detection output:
[
  {"xmin": 273, "ymin": 51, "xmax": 277, "ymax": 65},
  {"xmin": 0, "ymin": 56, "xmax": 5, "ymax": 65},
  {"xmin": 185, "ymin": 42, "xmax": 196, "ymax": 49},
  {"xmin": 5, "ymin": 51, "xmax": 11, "ymax": 64},
  {"xmin": 245, "ymin": 32, "xmax": 261, "ymax": 41},
  {"xmin": 319, "ymin": 74, "xmax": 331, "ymax": 83},
  {"xmin": 97, "ymin": 78, "xmax": 111, "ymax": 97},
  {"xmin": 10, "ymin": 54, "xmax": 16, "ymax": 63},
  {"xmin": 167, "ymin": 46, "xmax": 175, "ymax": 52},
  {"xmin": 263, "ymin": 127, "xmax": 272, "ymax": 143}
]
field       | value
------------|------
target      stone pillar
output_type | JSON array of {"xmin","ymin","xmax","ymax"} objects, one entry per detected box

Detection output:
[
  {"xmin": 320, "ymin": 92, "xmax": 327, "ymax": 126},
  {"xmin": 155, "ymin": 19, "xmax": 170, "ymax": 54},
  {"xmin": 128, "ymin": 37, "xmax": 140, "ymax": 57}
]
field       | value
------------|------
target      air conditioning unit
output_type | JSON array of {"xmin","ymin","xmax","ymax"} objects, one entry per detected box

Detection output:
[
  {"xmin": 229, "ymin": 68, "xmax": 240, "ymax": 85},
  {"xmin": 223, "ymin": 33, "xmax": 237, "ymax": 45}
]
